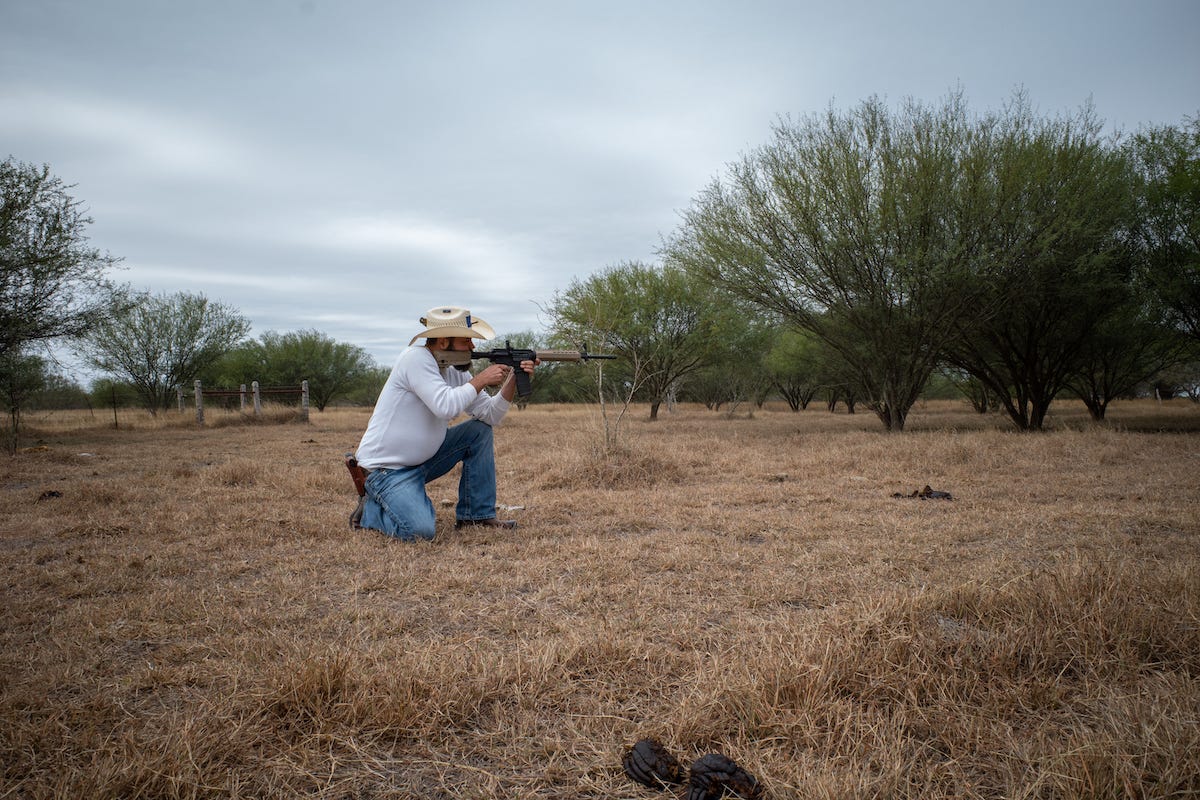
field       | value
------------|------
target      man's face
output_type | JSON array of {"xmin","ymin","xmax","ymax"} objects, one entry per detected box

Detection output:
[{"xmin": 445, "ymin": 337, "xmax": 475, "ymax": 351}]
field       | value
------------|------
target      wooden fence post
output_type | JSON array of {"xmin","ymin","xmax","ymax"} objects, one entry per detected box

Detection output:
[
  {"xmin": 194, "ymin": 380, "xmax": 204, "ymax": 426},
  {"xmin": 252, "ymin": 381, "xmax": 262, "ymax": 416},
  {"xmin": 301, "ymin": 380, "xmax": 310, "ymax": 422},
  {"xmin": 177, "ymin": 386, "xmax": 183, "ymax": 413},
  {"xmin": 240, "ymin": 384, "xmax": 247, "ymax": 413}
]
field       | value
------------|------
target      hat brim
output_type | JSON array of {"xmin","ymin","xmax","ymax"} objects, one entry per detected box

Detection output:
[{"xmin": 409, "ymin": 320, "xmax": 496, "ymax": 345}]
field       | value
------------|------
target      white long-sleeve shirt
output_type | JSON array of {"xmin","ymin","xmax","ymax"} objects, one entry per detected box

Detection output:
[{"xmin": 354, "ymin": 346, "xmax": 511, "ymax": 469}]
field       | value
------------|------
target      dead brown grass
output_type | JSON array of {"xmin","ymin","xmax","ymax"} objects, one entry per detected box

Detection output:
[{"xmin": 2, "ymin": 399, "xmax": 1198, "ymax": 799}]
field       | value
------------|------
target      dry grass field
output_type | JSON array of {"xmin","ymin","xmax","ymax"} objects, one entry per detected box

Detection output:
[{"xmin": 2, "ymin": 399, "xmax": 1198, "ymax": 799}]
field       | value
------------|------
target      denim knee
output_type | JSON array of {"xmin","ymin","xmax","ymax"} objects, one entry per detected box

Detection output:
[
  {"xmin": 460, "ymin": 418, "xmax": 493, "ymax": 448},
  {"xmin": 408, "ymin": 511, "xmax": 437, "ymax": 540},
  {"xmin": 378, "ymin": 496, "xmax": 436, "ymax": 540},
  {"xmin": 364, "ymin": 467, "xmax": 438, "ymax": 541}
]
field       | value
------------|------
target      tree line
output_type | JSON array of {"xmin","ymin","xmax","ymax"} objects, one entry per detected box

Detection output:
[
  {"xmin": 554, "ymin": 93, "xmax": 1200, "ymax": 430},
  {"xmin": 3, "ymin": 92, "xmax": 1198, "ymax": 441}
]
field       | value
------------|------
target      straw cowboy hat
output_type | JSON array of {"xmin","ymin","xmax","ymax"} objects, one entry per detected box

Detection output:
[{"xmin": 409, "ymin": 306, "xmax": 496, "ymax": 345}]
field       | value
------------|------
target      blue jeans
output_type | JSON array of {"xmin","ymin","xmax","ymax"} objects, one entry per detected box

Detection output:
[{"xmin": 358, "ymin": 419, "xmax": 498, "ymax": 541}]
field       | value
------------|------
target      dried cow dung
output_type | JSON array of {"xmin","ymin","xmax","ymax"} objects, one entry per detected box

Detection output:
[
  {"xmin": 686, "ymin": 752, "xmax": 762, "ymax": 800},
  {"xmin": 622, "ymin": 738, "xmax": 685, "ymax": 789}
]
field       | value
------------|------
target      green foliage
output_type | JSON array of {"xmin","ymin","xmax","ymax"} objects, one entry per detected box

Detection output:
[
  {"xmin": 0, "ymin": 348, "xmax": 47, "ymax": 448},
  {"xmin": 203, "ymin": 341, "xmax": 262, "ymax": 389},
  {"xmin": 682, "ymin": 310, "xmax": 774, "ymax": 414},
  {"xmin": 548, "ymin": 260, "xmax": 736, "ymax": 419},
  {"xmin": 343, "ymin": 365, "xmax": 390, "ymax": 406},
  {"xmin": 919, "ymin": 370, "xmax": 964, "ymax": 401},
  {"xmin": 78, "ymin": 290, "xmax": 251, "ymax": 414},
  {"xmin": 943, "ymin": 101, "xmax": 1139, "ymax": 429},
  {"xmin": 763, "ymin": 327, "xmax": 838, "ymax": 410},
  {"xmin": 206, "ymin": 329, "xmax": 377, "ymax": 411},
  {"xmin": 667, "ymin": 91, "xmax": 992, "ymax": 430},
  {"xmin": 0, "ymin": 349, "xmax": 90, "ymax": 449},
  {"xmin": 1065, "ymin": 284, "xmax": 1190, "ymax": 420},
  {"xmin": 28, "ymin": 369, "xmax": 90, "ymax": 410},
  {"xmin": 665, "ymin": 93, "xmax": 1198, "ymax": 432},
  {"xmin": 1130, "ymin": 115, "xmax": 1200, "ymax": 344},
  {"xmin": 88, "ymin": 376, "xmax": 142, "ymax": 409},
  {"xmin": 1, "ymin": 158, "xmax": 124, "ymax": 358}
]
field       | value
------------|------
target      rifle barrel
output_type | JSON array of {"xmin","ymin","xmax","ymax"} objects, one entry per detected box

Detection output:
[
  {"xmin": 432, "ymin": 348, "xmax": 616, "ymax": 367},
  {"xmin": 533, "ymin": 349, "xmax": 617, "ymax": 362}
]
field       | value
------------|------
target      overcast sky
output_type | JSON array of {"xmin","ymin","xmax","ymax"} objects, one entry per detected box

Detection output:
[{"xmin": 4, "ymin": 0, "xmax": 1198, "ymax": 373}]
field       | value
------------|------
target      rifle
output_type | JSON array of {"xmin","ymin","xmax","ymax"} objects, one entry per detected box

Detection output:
[{"xmin": 432, "ymin": 340, "xmax": 617, "ymax": 398}]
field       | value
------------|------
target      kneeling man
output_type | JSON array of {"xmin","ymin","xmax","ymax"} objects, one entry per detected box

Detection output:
[{"xmin": 352, "ymin": 306, "xmax": 536, "ymax": 540}]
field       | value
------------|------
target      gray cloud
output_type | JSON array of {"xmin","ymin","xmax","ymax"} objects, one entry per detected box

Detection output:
[{"xmin": 4, "ymin": 0, "xmax": 1198, "ymax": 374}]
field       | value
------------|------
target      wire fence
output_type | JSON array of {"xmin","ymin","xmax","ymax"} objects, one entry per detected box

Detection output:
[{"xmin": 185, "ymin": 380, "xmax": 309, "ymax": 425}]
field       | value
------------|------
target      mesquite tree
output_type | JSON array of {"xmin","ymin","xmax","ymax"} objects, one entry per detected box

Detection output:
[
  {"xmin": 941, "ymin": 103, "xmax": 1135, "ymax": 429},
  {"xmin": 1130, "ymin": 116, "xmax": 1200, "ymax": 345},
  {"xmin": 1, "ymin": 158, "xmax": 123, "ymax": 359},
  {"xmin": 208, "ymin": 329, "xmax": 376, "ymax": 411},
  {"xmin": 548, "ymin": 261, "xmax": 734, "ymax": 420},
  {"xmin": 79, "ymin": 290, "xmax": 250, "ymax": 414},
  {"xmin": 666, "ymin": 93, "xmax": 994, "ymax": 431}
]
